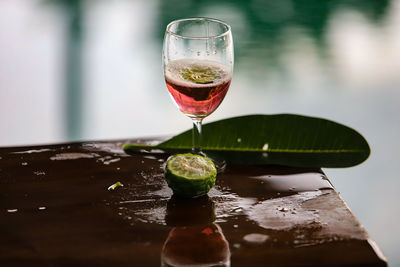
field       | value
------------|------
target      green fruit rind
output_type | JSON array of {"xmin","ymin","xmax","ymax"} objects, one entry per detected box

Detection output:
[{"xmin": 165, "ymin": 154, "xmax": 217, "ymax": 198}]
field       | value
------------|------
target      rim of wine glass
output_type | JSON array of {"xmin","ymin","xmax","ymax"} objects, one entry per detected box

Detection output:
[{"xmin": 166, "ymin": 17, "xmax": 231, "ymax": 40}]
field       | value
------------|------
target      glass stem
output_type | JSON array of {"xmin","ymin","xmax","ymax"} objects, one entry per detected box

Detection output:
[{"xmin": 192, "ymin": 119, "xmax": 203, "ymax": 155}]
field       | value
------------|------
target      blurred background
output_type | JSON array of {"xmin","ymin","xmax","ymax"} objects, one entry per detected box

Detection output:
[{"xmin": 0, "ymin": 0, "xmax": 399, "ymax": 265}]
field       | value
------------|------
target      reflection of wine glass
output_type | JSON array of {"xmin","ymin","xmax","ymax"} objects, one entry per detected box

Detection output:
[
  {"xmin": 161, "ymin": 223, "xmax": 230, "ymax": 267},
  {"xmin": 163, "ymin": 18, "xmax": 234, "ymax": 167},
  {"xmin": 162, "ymin": 195, "xmax": 230, "ymax": 266}
]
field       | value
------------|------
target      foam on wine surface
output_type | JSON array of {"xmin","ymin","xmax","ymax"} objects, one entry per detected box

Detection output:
[{"xmin": 165, "ymin": 59, "xmax": 231, "ymax": 88}]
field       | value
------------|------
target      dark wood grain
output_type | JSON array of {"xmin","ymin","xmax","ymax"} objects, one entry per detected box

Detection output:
[{"xmin": 0, "ymin": 140, "xmax": 387, "ymax": 266}]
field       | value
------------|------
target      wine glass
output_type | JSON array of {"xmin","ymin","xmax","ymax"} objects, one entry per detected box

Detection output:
[{"xmin": 163, "ymin": 18, "xmax": 234, "ymax": 170}]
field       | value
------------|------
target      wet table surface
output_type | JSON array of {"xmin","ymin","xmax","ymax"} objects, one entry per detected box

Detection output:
[{"xmin": 0, "ymin": 140, "xmax": 387, "ymax": 266}]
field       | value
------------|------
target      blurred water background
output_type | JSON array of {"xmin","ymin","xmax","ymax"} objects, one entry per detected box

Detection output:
[{"xmin": 0, "ymin": 0, "xmax": 399, "ymax": 265}]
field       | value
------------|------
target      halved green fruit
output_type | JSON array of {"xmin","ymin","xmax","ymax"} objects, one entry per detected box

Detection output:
[
  {"xmin": 165, "ymin": 154, "xmax": 217, "ymax": 198},
  {"xmin": 180, "ymin": 66, "xmax": 220, "ymax": 84}
]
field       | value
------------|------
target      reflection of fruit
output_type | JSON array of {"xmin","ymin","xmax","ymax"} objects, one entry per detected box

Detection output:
[
  {"xmin": 162, "ymin": 223, "xmax": 230, "ymax": 267},
  {"xmin": 165, "ymin": 195, "xmax": 215, "ymax": 227},
  {"xmin": 165, "ymin": 154, "xmax": 217, "ymax": 198}
]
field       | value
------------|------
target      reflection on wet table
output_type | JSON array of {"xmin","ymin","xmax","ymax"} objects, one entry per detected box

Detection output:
[{"xmin": 0, "ymin": 140, "xmax": 386, "ymax": 266}]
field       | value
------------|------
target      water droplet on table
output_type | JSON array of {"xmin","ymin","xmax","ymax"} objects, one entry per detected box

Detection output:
[
  {"xmin": 7, "ymin": 209, "xmax": 18, "ymax": 213},
  {"xmin": 243, "ymin": 233, "xmax": 269, "ymax": 245},
  {"xmin": 278, "ymin": 207, "xmax": 289, "ymax": 212},
  {"xmin": 233, "ymin": 243, "xmax": 241, "ymax": 249}
]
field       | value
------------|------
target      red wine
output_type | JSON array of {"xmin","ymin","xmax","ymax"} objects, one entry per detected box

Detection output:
[{"xmin": 165, "ymin": 59, "xmax": 232, "ymax": 118}]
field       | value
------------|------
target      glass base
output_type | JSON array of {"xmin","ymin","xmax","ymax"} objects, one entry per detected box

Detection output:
[{"xmin": 213, "ymin": 158, "xmax": 227, "ymax": 174}]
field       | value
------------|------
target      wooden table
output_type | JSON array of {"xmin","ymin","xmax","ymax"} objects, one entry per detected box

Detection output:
[{"xmin": 0, "ymin": 140, "xmax": 387, "ymax": 266}]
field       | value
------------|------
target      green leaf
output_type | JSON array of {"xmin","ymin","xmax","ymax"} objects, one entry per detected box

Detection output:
[{"xmin": 123, "ymin": 114, "xmax": 370, "ymax": 168}]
